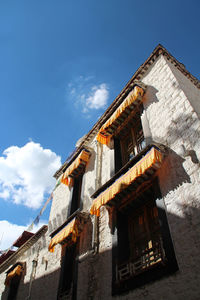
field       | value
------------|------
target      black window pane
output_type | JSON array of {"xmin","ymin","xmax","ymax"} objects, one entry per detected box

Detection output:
[
  {"xmin": 58, "ymin": 243, "xmax": 76, "ymax": 298},
  {"xmin": 70, "ymin": 175, "xmax": 83, "ymax": 215}
]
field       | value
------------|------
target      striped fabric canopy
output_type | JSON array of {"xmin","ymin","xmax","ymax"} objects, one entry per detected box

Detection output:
[
  {"xmin": 49, "ymin": 218, "xmax": 80, "ymax": 253},
  {"xmin": 90, "ymin": 147, "xmax": 163, "ymax": 216},
  {"xmin": 96, "ymin": 86, "xmax": 144, "ymax": 145},
  {"xmin": 61, "ymin": 149, "xmax": 91, "ymax": 186}
]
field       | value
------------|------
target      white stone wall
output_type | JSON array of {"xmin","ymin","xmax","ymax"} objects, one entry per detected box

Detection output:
[
  {"xmin": 168, "ymin": 60, "xmax": 200, "ymax": 118},
  {"xmin": 81, "ymin": 138, "xmax": 97, "ymax": 211},
  {"xmin": 0, "ymin": 271, "xmax": 7, "ymax": 298},
  {"xmin": 101, "ymin": 142, "xmax": 115, "ymax": 186},
  {"xmin": 0, "ymin": 232, "xmax": 61, "ymax": 300},
  {"xmin": 91, "ymin": 55, "xmax": 200, "ymax": 300},
  {"xmin": 49, "ymin": 176, "xmax": 72, "ymax": 232}
]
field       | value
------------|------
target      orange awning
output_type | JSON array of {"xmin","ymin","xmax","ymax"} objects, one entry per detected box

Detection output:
[
  {"xmin": 97, "ymin": 86, "xmax": 144, "ymax": 145},
  {"xmin": 61, "ymin": 150, "xmax": 91, "ymax": 186},
  {"xmin": 49, "ymin": 218, "xmax": 80, "ymax": 253},
  {"xmin": 90, "ymin": 147, "xmax": 163, "ymax": 216},
  {"xmin": 5, "ymin": 265, "xmax": 23, "ymax": 286}
]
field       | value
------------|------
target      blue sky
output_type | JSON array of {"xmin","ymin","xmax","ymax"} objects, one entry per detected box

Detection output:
[{"xmin": 0, "ymin": 0, "xmax": 199, "ymax": 249}]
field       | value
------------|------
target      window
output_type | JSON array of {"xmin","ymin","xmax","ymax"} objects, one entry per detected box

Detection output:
[
  {"xmin": 60, "ymin": 149, "xmax": 90, "ymax": 218},
  {"xmin": 69, "ymin": 174, "xmax": 83, "ymax": 216},
  {"xmin": 114, "ymin": 106, "xmax": 145, "ymax": 173},
  {"xmin": 6, "ymin": 264, "xmax": 24, "ymax": 300},
  {"xmin": 57, "ymin": 243, "xmax": 77, "ymax": 299},
  {"xmin": 116, "ymin": 200, "xmax": 164, "ymax": 277},
  {"xmin": 7, "ymin": 275, "xmax": 22, "ymax": 300},
  {"xmin": 120, "ymin": 116, "xmax": 145, "ymax": 165},
  {"xmin": 112, "ymin": 180, "xmax": 178, "ymax": 295}
]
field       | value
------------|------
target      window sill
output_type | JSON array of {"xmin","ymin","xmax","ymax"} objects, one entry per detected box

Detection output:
[{"xmin": 112, "ymin": 259, "xmax": 178, "ymax": 296}]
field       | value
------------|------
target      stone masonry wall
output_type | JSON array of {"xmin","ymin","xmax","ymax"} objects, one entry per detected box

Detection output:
[
  {"xmin": 0, "ymin": 231, "xmax": 61, "ymax": 300},
  {"xmin": 48, "ymin": 177, "xmax": 72, "ymax": 233},
  {"xmin": 86, "ymin": 55, "xmax": 200, "ymax": 300}
]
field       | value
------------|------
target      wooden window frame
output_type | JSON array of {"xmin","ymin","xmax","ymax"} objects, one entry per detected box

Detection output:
[
  {"xmin": 7, "ymin": 273, "xmax": 22, "ymax": 300},
  {"xmin": 112, "ymin": 179, "xmax": 178, "ymax": 295},
  {"xmin": 57, "ymin": 243, "xmax": 78, "ymax": 299},
  {"xmin": 68, "ymin": 174, "xmax": 83, "ymax": 217},
  {"xmin": 114, "ymin": 106, "xmax": 145, "ymax": 173}
]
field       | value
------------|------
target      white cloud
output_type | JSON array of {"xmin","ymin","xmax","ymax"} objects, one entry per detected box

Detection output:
[
  {"xmin": 0, "ymin": 220, "xmax": 26, "ymax": 250},
  {"xmin": 66, "ymin": 76, "xmax": 109, "ymax": 115},
  {"xmin": 86, "ymin": 84, "xmax": 109, "ymax": 110},
  {"xmin": 0, "ymin": 141, "xmax": 61, "ymax": 209},
  {"xmin": 0, "ymin": 220, "xmax": 47, "ymax": 250}
]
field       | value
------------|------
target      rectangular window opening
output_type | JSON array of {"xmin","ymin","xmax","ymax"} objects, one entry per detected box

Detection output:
[
  {"xmin": 114, "ymin": 106, "xmax": 145, "ymax": 173},
  {"xmin": 7, "ymin": 274, "xmax": 22, "ymax": 300},
  {"xmin": 112, "ymin": 180, "xmax": 178, "ymax": 295},
  {"xmin": 116, "ymin": 199, "xmax": 164, "ymax": 280},
  {"xmin": 69, "ymin": 174, "xmax": 83, "ymax": 216},
  {"xmin": 57, "ymin": 243, "xmax": 77, "ymax": 299}
]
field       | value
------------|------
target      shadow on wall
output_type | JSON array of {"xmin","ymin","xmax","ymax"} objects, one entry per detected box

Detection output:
[
  {"xmin": 166, "ymin": 113, "xmax": 200, "ymax": 150},
  {"xmin": 143, "ymin": 86, "xmax": 159, "ymax": 108},
  {"xmin": 1, "ymin": 146, "xmax": 200, "ymax": 300},
  {"xmin": 1, "ymin": 202, "xmax": 200, "ymax": 300},
  {"xmin": 89, "ymin": 201, "xmax": 200, "ymax": 300},
  {"xmin": 158, "ymin": 147, "xmax": 191, "ymax": 198},
  {"xmin": 2, "ymin": 268, "xmax": 60, "ymax": 300},
  {"xmin": 82, "ymin": 147, "xmax": 97, "ymax": 208},
  {"xmin": 86, "ymin": 148, "xmax": 96, "ymax": 174},
  {"xmin": 153, "ymin": 112, "xmax": 200, "ymax": 152},
  {"xmin": 152, "ymin": 112, "xmax": 200, "ymax": 196}
]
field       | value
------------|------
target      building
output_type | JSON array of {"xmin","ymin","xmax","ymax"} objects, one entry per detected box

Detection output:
[{"xmin": 0, "ymin": 44, "xmax": 200, "ymax": 300}]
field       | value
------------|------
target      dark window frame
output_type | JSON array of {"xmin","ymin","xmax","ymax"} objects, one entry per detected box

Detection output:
[
  {"xmin": 57, "ymin": 242, "xmax": 78, "ymax": 299},
  {"xmin": 112, "ymin": 178, "xmax": 178, "ymax": 295},
  {"xmin": 114, "ymin": 105, "xmax": 145, "ymax": 173},
  {"xmin": 7, "ymin": 272, "xmax": 22, "ymax": 300},
  {"xmin": 68, "ymin": 174, "xmax": 83, "ymax": 218}
]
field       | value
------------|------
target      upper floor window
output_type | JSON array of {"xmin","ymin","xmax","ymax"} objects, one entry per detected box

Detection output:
[
  {"xmin": 60, "ymin": 149, "xmax": 91, "ymax": 218},
  {"xmin": 69, "ymin": 174, "xmax": 83, "ymax": 216},
  {"xmin": 114, "ymin": 107, "xmax": 145, "ymax": 172},
  {"xmin": 96, "ymin": 85, "xmax": 145, "ymax": 146},
  {"xmin": 95, "ymin": 84, "xmax": 145, "ymax": 174},
  {"xmin": 119, "ymin": 110, "xmax": 145, "ymax": 166}
]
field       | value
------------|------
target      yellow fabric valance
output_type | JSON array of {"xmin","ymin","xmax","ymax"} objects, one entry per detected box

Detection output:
[
  {"xmin": 61, "ymin": 150, "xmax": 91, "ymax": 186},
  {"xmin": 49, "ymin": 218, "xmax": 80, "ymax": 253},
  {"xmin": 97, "ymin": 86, "xmax": 144, "ymax": 145},
  {"xmin": 90, "ymin": 147, "xmax": 163, "ymax": 216},
  {"xmin": 5, "ymin": 265, "xmax": 23, "ymax": 286}
]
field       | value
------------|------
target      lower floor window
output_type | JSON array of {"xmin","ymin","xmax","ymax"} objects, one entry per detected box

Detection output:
[
  {"xmin": 112, "ymin": 180, "xmax": 178, "ymax": 294},
  {"xmin": 57, "ymin": 243, "xmax": 77, "ymax": 299},
  {"xmin": 7, "ymin": 274, "xmax": 22, "ymax": 300},
  {"xmin": 116, "ymin": 200, "xmax": 165, "ymax": 281}
]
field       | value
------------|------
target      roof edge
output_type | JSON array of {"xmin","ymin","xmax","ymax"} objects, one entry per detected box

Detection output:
[{"xmin": 0, "ymin": 225, "xmax": 48, "ymax": 274}]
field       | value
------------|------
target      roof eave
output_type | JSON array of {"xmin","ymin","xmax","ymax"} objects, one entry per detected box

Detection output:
[{"xmin": 0, "ymin": 225, "xmax": 48, "ymax": 274}]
